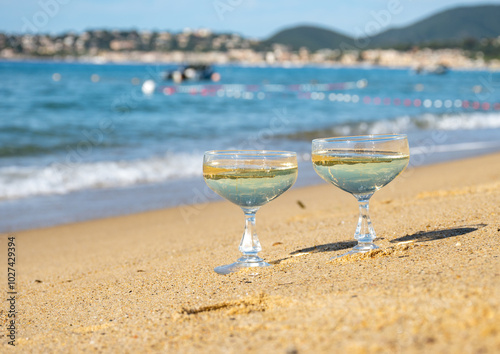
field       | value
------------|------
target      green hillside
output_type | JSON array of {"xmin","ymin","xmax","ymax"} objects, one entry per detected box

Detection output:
[
  {"xmin": 261, "ymin": 5, "xmax": 500, "ymax": 51},
  {"xmin": 260, "ymin": 25, "xmax": 354, "ymax": 51},
  {"xmin": 369, "ymin": 4, "xmax": 500, "ymax": 47}
]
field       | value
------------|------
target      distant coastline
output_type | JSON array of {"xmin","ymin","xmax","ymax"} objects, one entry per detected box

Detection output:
[
  {"xmin": 4, "ymin": 5, "xmax": 500, "ymax": 70},
  {"xmin": 2, "ymin": 48, "xmax": 500, "ymax": 71}
]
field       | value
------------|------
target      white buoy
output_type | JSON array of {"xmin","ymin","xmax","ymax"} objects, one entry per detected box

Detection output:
[
  {"xmin": 356, "ymin": 79, "xmax": 368, "ymax": 88},
  {"xmin": 141, "ymin": 80, "xmax": 156, "ymax": 95}
]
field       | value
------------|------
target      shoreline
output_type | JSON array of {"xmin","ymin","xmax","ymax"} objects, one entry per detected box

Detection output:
[
  {"xmin": 2, "ymin": 146, "xmax": 500, "ymax": 233},
  {"xmin": 7, "ymin": 150, "xmax": 500, "ymax": 352},
  {"xmin": 2, "ymin": 58, "xmax": 500, "ymax": 72}
]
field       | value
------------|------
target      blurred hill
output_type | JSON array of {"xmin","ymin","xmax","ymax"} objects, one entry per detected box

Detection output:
[
  {"xmin": 262, "ymin": 5, "xmax": 500, "ymax": 50},
  {"xmin": 259, "ymin": 25, "xmax": 354, "ymax": 51},
  {"xmin": 3, "ymin": 4, "xmax": 500, "ymax": 62},
  {"xmin": 369, "ymin": 4, "xmax": 500, "ymax": 47}
]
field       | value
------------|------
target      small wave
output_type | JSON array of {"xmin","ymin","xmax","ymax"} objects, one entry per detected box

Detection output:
[
  {"xmin": 410, "ymin": 141, "xmax": 500, "ymax": 155},
  {"xmin": 0, "ymin": 141, "xmax": 122, "ymax": 158},
  {"xmin": 38, "ymin": 101, "xmax": 82, "ymax": 110},
  {"xmin": 282, "ymin": 112, "xmax": 500, "ymax": 140},
  {"xmin": 0, "ymin": 152, "xmax": 201, "ymax": 200},
  {"xmin": 0, "ymin": 145, "xmax": 53, "ymax": 158}
]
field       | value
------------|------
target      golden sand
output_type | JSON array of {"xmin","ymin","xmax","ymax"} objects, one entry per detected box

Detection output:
[{"xmin": 1, "ymin": 153, "xmax": 500, "ymax": 353}]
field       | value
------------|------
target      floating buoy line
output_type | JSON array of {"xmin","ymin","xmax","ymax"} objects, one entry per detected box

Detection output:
[{"xmin": 140, "ymin": 79, "xmax": 500, "ymax": 111}]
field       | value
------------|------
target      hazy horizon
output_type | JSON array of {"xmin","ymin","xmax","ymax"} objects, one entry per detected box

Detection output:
[{"xmin": 1, "ymin": 0, "xmax": 499, "ymax": 39}]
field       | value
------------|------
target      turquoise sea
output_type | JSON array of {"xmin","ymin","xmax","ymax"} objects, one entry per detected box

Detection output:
[{"xmin": 1, "ymin": 60, "xmax": 500, "ymax": 231}]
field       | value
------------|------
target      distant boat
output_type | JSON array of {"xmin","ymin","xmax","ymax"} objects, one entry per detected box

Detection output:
[
  {"xmin": 162, "ymin": 64, "xmax": 220, "ymax": 83},
  {"xmin": 413, "ymin": 64, "xmax": 449, "ymax": 75}
]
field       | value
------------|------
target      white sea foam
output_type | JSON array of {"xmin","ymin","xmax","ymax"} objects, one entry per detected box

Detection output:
[
  {"xmin": 330, "ymin": 112, "xmax": 500, "ymax": 136},
  {"xmin": 410, "ymin": 141, "xmax": 500, "ymax": 155},
  {"xmin": 0, "ymin": 152, "xmax": 202, "ymax": 200}
]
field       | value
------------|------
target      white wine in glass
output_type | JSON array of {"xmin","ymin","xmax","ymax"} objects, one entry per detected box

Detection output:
[
  {"xmin": 312, "ymin": 135, "xmax": 409, "ymax": 256},
  {"xmin": 203, "ymin": 150, "xmax": 298, "ymax": 274}
]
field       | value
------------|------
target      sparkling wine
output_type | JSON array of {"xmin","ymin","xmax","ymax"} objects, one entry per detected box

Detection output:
[
  {"xmin": 203, "ymin": 164, "xmax": 298, "ymax": 207},
  {"xmin": 312, "ymin": 150, "xmax": 409, "ymax": 195}
]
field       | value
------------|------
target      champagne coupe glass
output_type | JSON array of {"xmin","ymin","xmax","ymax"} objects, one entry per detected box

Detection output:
[
  {"xmin": 203, "ymin": 150, "xmax": 298, "ymax": 274},
  {"xmin": 312, "ymin": 135, "xmax": 409, "ymax": 257}
]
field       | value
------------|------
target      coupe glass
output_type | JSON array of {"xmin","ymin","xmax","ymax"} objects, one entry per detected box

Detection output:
[
  {"xmin": 312, "ymin": 135, "xmax": 409, "ymax": 257},
  {"xmin": 203, "ymin": 150, "xmax": 298, "ymax": 274}
]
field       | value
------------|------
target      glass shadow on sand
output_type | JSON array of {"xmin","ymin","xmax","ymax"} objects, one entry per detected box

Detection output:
[
  {"xmin": 269, "ymin": 241, "xmax": 358, "ymax": 265},
  {"xmin": 269, "ymin": 224, "xmax": 486, "ymax": 265},
  {"xmin": 390, "ymin": 224, "xmax": 486, "ymax": 243},
  {"xmin": 290, "ymin": 241, "xmax": 358, "ymax": 255}
]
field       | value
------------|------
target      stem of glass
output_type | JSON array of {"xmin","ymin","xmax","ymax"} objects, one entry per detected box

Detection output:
[
  {"xmin": 238, "ymin": 207, "xmax": 264, "ymax": 263},
  {"xmin": 353, "ymin": 194, "xmax": 378, "ymax": 252}
]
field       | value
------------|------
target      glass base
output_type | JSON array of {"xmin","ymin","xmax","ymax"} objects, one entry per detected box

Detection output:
[
  {"xmin": 214, "ymin": 255, "xmax": 270, "ymax": 275},
  {"xmin": 332, "ymin": 242, "xmax": 379, "ymax": 259}
]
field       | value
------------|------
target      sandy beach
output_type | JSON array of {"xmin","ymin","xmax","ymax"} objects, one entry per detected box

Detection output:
[{"xmin": 2, "ymin": 152, "xmax": 500, "ymax": 353}]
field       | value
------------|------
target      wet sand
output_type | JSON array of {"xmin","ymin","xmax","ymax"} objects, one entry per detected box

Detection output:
[{"xmin": 2, "ymin": 152, "xmax": 500, "ymax": 353}]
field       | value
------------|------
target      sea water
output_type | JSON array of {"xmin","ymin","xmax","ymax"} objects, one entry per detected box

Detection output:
[{"xmin": 1, "ymin": 61, "xmax": 500, "ymax": 230}]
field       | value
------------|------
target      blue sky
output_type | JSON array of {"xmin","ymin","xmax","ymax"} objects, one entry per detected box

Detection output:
[{"xmin": 1, "ymin": 0, "xmax": 499, "ymax": 38}]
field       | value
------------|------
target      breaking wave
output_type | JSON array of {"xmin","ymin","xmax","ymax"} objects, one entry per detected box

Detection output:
[{"xmin": 0, "ymin": 152, "xmax": 201, "ymax": 200}]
